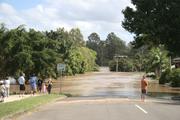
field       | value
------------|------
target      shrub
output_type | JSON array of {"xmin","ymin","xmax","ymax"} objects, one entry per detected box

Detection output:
[
  {"xmin": 109, "ymin": 59, "xmax": 133, "ymax": 72},
  {"xmin": 159, "ymin": 69, "xmax": 171, "ymax": 84},
  {"xmin": 171, "ymin": 68, "xmax": 180, "ymax": 87}
]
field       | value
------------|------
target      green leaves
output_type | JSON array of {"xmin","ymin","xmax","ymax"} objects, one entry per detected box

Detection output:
[
  {"xmin": 0, "ymin": 24, "xmax": 97, "ymax": 78},
  {"xmin": 86, "ymin": 32, "xmax": 129, "ymax": 66},
  {"xmin": 122, "ymin": 0, "xmax": 180, "ymax": 56}
]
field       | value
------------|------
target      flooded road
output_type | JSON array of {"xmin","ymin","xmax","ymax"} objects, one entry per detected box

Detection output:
[{"xmin": 55, "ymin": 67, "xmax": 180, "ymax": 99}]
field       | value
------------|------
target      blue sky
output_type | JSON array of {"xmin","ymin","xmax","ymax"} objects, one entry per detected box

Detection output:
[
  {"xmin": 3, "ymin": 0, "xmax": 44, "ymax": 10},
  {"xmin": 0, "ymin": 0, "xmax": 134, "ymax": 43}
]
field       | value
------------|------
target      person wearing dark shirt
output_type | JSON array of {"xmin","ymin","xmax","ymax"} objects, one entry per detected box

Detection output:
[{"xmin": 37, "ymin": 79, "xmax": 43, "ymax": 93}]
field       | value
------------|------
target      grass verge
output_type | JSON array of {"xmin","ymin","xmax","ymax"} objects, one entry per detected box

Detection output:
[{"xmin": 0, "ymin": 94, "xmax": 65, "ymax": 119}]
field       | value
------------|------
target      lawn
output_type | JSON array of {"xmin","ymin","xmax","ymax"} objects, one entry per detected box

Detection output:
[{"xmin": 0, "ymin": 94, "xmax": 65, "ymax": 119}]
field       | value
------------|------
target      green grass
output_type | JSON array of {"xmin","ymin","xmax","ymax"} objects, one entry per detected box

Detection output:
[{"xmin": 0, "ymin": 94, "xmax": 65, "ymax": 119}]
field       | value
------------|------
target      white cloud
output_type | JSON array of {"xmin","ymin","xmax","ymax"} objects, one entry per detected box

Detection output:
[
  {"xmin": 0, "ymin": 0, "xmax": 134, "ymax": 43},
  {"xmin": 0, "ymin": 3, "xmax": 26, "ymax": 26}
]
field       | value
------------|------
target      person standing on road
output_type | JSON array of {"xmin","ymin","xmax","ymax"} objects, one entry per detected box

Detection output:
[
  {"xmin": 4, "ymin": 77, "xmax": 10, "ymax": 97},
  {"xmin": 18, "ymin": 73, "xmax": 26, "ymax": 97},
  {"xmin": 29, "ymin": 74, "xmax": 38, "ymax": 96},
  {"xmin": 141, "ymin": 75, "xmax": 148, "ymax": 102}
]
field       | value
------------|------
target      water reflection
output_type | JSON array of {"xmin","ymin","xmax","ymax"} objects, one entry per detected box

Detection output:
[{"xmin": 56, "ymin": 67, "xmax": 180, "ymax": 100}]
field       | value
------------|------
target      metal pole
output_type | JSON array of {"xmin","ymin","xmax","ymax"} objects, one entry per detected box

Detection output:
[
  {"xmin": 116, "ymin": 58, "xmax": 118, "ymax": 72},
  {"xmin": 169, "ymin": 56, "xmax": 172, "ymax": 71},
  {"xmin": 59, "ymin": 70, "xmax": 62, "ymax": 94}
]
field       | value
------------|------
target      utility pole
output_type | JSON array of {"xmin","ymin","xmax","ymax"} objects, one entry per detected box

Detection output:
[
  {"xmin": 114, "ymin": 55, "xmax": 128, "ymax": 72},
  {"xmin": 116, "ymin": 58, "xmax": 118, "ymax": 72}
]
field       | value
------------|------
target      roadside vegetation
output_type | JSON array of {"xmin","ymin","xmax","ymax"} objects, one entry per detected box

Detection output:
[
  {"xmin": 0, "ymin": 25, "xmax": 97, "ymax": 80},
  {"xmin": 0, "ymin": 94, "xmax": 64, "ymax": 119},
  {"xmin": 86, "ymin": 0, "xmax": 180, "ymax": 87},
  {"xmin": 121, "ymin": 0, "xmax": 180, "ymax": 87}
]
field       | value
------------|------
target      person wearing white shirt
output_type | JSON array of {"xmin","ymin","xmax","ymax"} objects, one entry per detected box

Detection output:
[
  {"xmin": 18, "ymin": 73, "xmax": 26, "ymax": 97},
  {"xmin": 4, "ymin": 77, "xmax": 10, "ymax": 97}
]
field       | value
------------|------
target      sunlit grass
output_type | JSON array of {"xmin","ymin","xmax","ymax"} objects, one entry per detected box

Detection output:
[{"xmin": 0, "ymin": 94, "xmax": 65, "ymax": 119}]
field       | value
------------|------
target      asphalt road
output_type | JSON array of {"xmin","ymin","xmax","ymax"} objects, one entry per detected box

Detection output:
[{"xmin": 17, "ymin": 97, "xmax": 180, "ymax": 120}]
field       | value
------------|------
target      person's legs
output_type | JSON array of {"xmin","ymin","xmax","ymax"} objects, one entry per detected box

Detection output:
[
  {"xmin": 141, "ymin": 93, "xmax": 145, "ymax": 102},
  {"xmin": 6, "ymin": 87, "xmax": 9, "ymax": 97},
  {"xmin": 20, "ymin": 85, "xmax": 26, "ymax": 97},
  {"xmin": 19, "ymin": 85, "xmax": 22, "ymax": 97},
  {"xmin": 47, "ymin": 85, "xmax": 52, "ymax": 94},
  {"xmin": 141, "ymin": 89, "xmax": 146, "ymax": 102},
  {"xmin": 39, "ymin": 85, "xmax": 42, "ymax": 93},
  {"xmin": 30, "ymin": 85, "xmax": 33, "ymax": 96},
  {"xmin": 31, "ymin": 84, "xmax": 36, "ymax": 96},
  {"xmin": 0, "ymin": 92, "xmax": 5, "ymax": 102}
]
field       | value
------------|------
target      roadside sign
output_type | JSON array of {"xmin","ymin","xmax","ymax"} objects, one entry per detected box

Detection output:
[{"xmin": 57, "ymin": 63, "xmax": 66, "ymax": 71}]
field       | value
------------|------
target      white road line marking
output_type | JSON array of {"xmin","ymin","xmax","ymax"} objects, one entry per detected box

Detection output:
[{"xmin": 135, "ymin": 104, "xmax": 148, "ymax": 114}]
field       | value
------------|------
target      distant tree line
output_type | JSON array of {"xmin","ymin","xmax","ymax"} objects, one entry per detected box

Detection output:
[
  {"xmin": 0, "ymin": 24, "xmax": 97, "ymax": 79},
  {"xmin": 86, "ymin": 32, "xmax": 130, "ymax": 66}
]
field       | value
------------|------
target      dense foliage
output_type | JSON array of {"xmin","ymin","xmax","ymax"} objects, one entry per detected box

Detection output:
[
  {"xmin": 122, "ymin": 0, "xmax": 180, "ymax": 87},
  {"xmin": 122, "ymin": 0, "xmax": 180, "ymax": 56},
  {"xmin": 109, "ymin": 59, "xmax": 133, "ymax": 72},
  {"xmin": 159, "ymin": 68, "xmax": 180, "ymax": 87},
  {"xmin": 0, "ymin": 24, "xmax": 97, "ymax": 79}
]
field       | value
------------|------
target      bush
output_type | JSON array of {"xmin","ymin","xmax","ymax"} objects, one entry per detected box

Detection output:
[
  {"xmin": 159, "ymin": 68, "xmax": 180, "ymax": 87},
  {"xmin": 171, "ymin": 68, "xmax": 180, "ymax": 87},
  {"xmin": 109, "ymin": 59, "xmax": 133, "ymax": 72},
  {"xmin": 159, "ymin": 69, "xmax": 171, "ymax": 84}
]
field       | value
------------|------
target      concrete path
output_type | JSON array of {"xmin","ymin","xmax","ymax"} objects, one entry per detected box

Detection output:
[
  {"xmin": 16, "ymin": 97, "xmax": 180, "ymax": 120},
  {"xmin": 1, "ymin": 94, "xmax": 39, "ymax": 103}
]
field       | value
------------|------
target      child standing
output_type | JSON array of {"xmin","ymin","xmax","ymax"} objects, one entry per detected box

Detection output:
[
  {"xmin": 0, "ymin": 81, "xmax": 6, "ymax": 102},
  {"xmin": 42, "ymin": 82, "xmax": 47, "ymax": 94}
]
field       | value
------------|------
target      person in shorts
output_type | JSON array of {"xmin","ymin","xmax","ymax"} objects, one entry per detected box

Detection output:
[
  {"xmin": 141, "ymin": 75, "xmax": 148, "ymax": 102},
  {"xmin": 29, "ymin": 74, "xmax": 37, "ymax": 96},
  {"xmin": 18, "ymin": 73, "xmax": 26, "ymax": 97}
]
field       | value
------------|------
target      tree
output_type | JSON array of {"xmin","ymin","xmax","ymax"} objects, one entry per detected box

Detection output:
[
  {"xmin": 122, "ymin": 0, "xmax": 180, "ymax": 56},
  {"xmin": 145, "ymin": 47, "xmax": 169, "ymax": 78},
  {"xmin": 46, "ymin": 28, "xmax": 97, "ymax": 75},
  {"xmin": 69, "ymin": 28, "xmax": 85, "ymax": 47},
  {"xmin": 86, "ymin": 33, "xmax": 102, "ymax": 65},
  {"xmin": 105, "ymin": 32, "xmax": 127, "ymax": 60}
]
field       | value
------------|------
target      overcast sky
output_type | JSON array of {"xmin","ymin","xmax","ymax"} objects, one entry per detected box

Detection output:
[{"xmin": 0, "ymin": 0, "xmax": 134, "ymax": 43}]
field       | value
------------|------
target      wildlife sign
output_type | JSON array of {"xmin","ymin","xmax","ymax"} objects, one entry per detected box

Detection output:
[{"xmin": 57, "ymin": 63, "xmax": 66, "ymax": 72}]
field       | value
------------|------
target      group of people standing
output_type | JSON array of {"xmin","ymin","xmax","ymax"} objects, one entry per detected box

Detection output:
[
  {"xmin": 0, "ymin": 73, "xmax": 53, "ymax": 102},
  {"xmin": 0, "ymin": 77, "xmax": 10, "ymax": 102},
  {"xmin": 18, "ymin": 73, "xmax": 53, "ymax": 97}
]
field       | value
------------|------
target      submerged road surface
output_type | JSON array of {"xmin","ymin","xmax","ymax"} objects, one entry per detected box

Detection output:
[{"xmin": 59, "ymin": 67, "xmax": 143, "ymax": 98}]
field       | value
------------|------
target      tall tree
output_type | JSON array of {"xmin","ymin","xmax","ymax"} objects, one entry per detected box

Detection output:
[
  {"xmin": 105, "ymin": 32, "xmax": 127, "ymax": 60},
  {"xmin": 86, "ymin": 33, "xmax": 102, "ymax": 65},
  {"xmin": 122, "ymin": 0, "xmax": 180, "ymax": 56},
  {"xmin": 69, "ymin": 28, "xmax": 85, "ymax": 47}
]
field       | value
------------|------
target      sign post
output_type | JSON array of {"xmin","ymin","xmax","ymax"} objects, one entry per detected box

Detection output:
[{"xmin": 57, "ymin": 63, "xmax": 66, "ymax": 94}]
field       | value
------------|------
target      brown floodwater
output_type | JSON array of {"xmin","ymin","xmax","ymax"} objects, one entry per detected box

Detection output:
[{"xmin": 54, "ymin": 67, "xmax": 180, "ymax": 99}]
